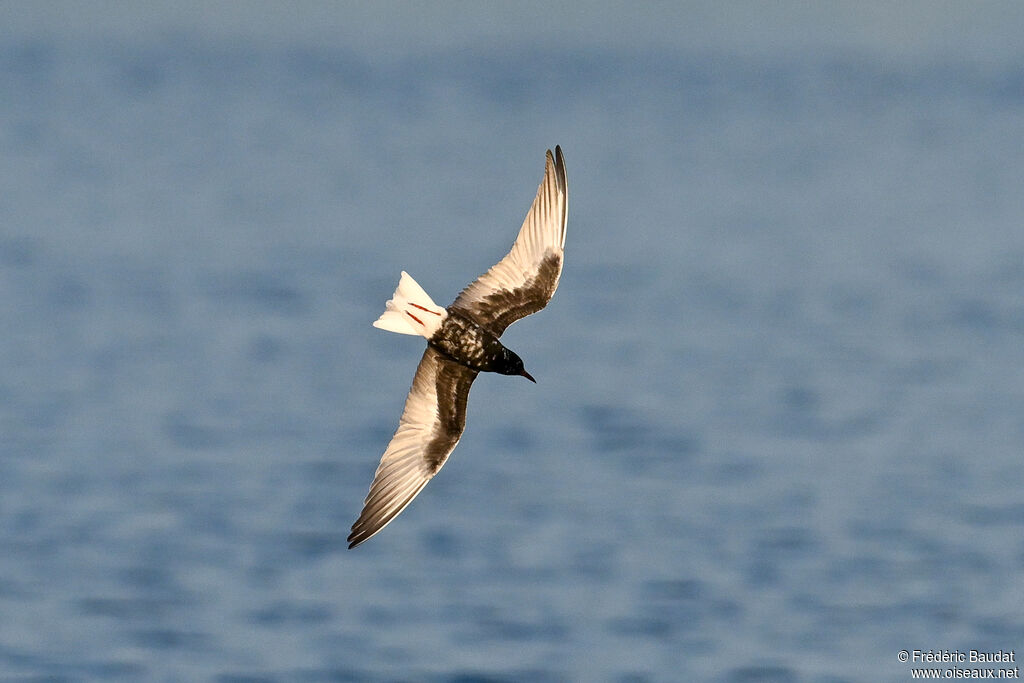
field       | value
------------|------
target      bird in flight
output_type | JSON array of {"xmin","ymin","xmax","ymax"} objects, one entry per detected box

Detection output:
[{"xmin": 348, "ymin": 146, "xmax": 568, "ymax": 549}]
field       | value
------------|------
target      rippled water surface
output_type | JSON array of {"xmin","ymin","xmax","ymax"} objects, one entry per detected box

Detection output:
[{"xmin": 2, "ymin": 11, "xmax": 1024, "ymax": 682}]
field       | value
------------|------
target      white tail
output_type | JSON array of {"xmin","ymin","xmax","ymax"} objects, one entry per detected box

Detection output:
[{"xmin": 372, "ymin": 271, "xmax": 447, "ymax": 338}]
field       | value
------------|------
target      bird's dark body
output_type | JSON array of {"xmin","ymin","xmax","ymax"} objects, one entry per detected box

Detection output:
[{"xmin": 428, "ymin": 309, "xmax": 520, "ymax": 375}]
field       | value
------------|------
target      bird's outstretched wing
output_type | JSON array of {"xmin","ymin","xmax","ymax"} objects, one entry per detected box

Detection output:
[
  {"xmin": 348, "ymin": 347, "xmax": 478, "ymax": 549},
  {"xmin": 450, "ymin": 146, "xmax": 568, "ymax": 337}
]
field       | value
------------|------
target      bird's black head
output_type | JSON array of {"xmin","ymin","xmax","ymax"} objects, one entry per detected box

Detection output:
[{"xmin": 500, "ymin": 348, "xmax": 536, "ymax": 383}]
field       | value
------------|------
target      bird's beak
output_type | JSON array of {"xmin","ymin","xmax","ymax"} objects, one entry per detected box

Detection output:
[{"xmin": 520, "ymin": 368, "xmax": 536, "ymax": 383}]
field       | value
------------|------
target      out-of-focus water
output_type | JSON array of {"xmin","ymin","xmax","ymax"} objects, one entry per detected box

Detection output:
[{"xmin": 2, "ymin": 21, "xmax": 1024, "ymax": 683}]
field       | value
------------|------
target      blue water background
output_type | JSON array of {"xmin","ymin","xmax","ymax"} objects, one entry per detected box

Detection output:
[{"xmin": 2, "ymin": 10, "xmax": 1024, "ymax": 682}]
